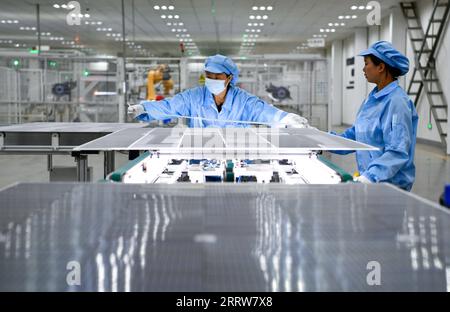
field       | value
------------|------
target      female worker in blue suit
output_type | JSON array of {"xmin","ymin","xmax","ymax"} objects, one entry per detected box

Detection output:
[
  {"xmin": 332, "ymin": 41, "xmax": 418, "ymax": 191},
  {"xmin": 127, "ymin": 54, "xmax": 308, "ymax": 128}
]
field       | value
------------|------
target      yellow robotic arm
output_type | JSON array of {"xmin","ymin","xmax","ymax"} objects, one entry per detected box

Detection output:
[{"xmin": 146, "ymin": 64, "xmax": 174, "ymax": 100}]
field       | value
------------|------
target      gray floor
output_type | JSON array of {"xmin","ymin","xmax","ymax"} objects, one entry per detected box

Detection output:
[{"xmin": 0, "ymin": 127, "xmax": 448, "ymax": 204}]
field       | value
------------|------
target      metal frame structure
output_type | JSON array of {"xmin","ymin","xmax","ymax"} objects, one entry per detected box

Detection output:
[
  {"xmin": 401, "ymin": 0, "xmax": 449, "ymax": 147},
  {"xmin": 0, "ymin": 122, "xmax": 147, "ymax": 180}
]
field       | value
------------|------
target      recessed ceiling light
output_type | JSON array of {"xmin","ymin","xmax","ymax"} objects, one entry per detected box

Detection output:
[
  {"xmin": 351, "ymin": 5, "xmax": 357, "ymax": 10},
  {"xmin": 262, "ymin": 15, "xmax": 268, "ymax": 20},
  {"xmin": 161, "ymin": 15, "xmax": 166, "ymax": 19},
  {"xmin": 338, "ymin": 16, "xmax": 344, "ymax": 19},
  {"xmin": 61, "ymin": 4, "xmax": 67, "ymax": 9},
  {"xmin": 168, "ymin": 5, "xmax": 174, "ymax": 10},
  {"xmin": 85, "ymin": 14, "xmax": 90, "ymax": 18},
  {"xmin": 172, "ymin": 29, "xmax": 176, "ymax": 32},
  {"xmin": 252, "ymin": 6, "xmax": 258, "ymax": 10},
  {"xmin": 68, "ymin": 4, "xmax": 75, "ymax": 9},
  {"xmin": 345, "ymin": 15, "xmax": 351, "ymax": 19},
  {"xmin": 249, "ymin": 15, "xmax": 255, "ymax": 19},
  {"xmin": 352, "ymin": 15, "xmax": 357, "ymax": 19},
  {"xmin": 161, "ymin": 5, "xmax": 167, "ymax": 10},
  {"xmin": 174, "ymin": 15, "xmax": 179, "ymax": 19},
  {"xmin": 53, "ymin": 4, "xmax": 60, "ymax": 9},
  {"xmin": 179, "ymin": 22, "xmax": 184, "ymax": 26},
  {"xmin": 366, "ymin": 5, "xmax": 373, "ymax": 10},
  {"xmin": 256, "ymin": 15, "xmax": 261, "ymax": 20},
  {"xmin": 358, "ymin": 6, "xmax": 365, "ymax": 10},
  {"xmin": 97, "ymin": 21, "xmax": 102, "ymax": 25},
  {"xmin": 267, "ymin": 6, "xmax": 273, "ymax": 11},
  {"xmin": 154, "ymin": 5, "xmax": 160, "ymax": 10},
  {"xmin": 168, "ymin": 15, "xmax": 173, "ymax": 19}
]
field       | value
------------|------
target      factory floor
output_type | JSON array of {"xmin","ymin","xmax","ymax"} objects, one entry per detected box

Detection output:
[{"xmin": 0, "ymin": 128, "xmax": 448, "ymax": 204}]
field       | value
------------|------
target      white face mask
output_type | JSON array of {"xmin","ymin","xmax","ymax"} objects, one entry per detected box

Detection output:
[{"xmin": 205, "ymin": 77, "xmax": 227, "ymax": 95}]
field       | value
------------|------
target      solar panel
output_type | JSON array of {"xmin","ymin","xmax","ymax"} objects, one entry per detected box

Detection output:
[
  {"xmin": 74, "ymin": 127, "xmax": 377, "ymax": 156},
  {"xmin": 0, "ymin": 182, "xmax": 449, "ymax": 291}
]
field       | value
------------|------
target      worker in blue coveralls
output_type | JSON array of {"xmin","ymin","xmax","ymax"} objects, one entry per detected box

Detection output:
[
  {"xmin": 331, "ymin": 41, "xmax": 418, "ymax": 191},
  {"xmin": 127, "ymin": 54, "xmax": 308, "ymax": 128}
]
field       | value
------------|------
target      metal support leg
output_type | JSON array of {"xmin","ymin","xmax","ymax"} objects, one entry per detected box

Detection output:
[
  {"xmin": 75, "ymin": 155, "xmax": 88, "ymax": 182},
  {"xmin": 47, "ymin": 154, "xmax": 53, "ymax": 171},
  {"xmin": 104, "ymin": 151, "xmax": 115, "ymax": 178},
  {"xmin": 129, "ymin": 150, "xmax": 139, "ymax": 160}
]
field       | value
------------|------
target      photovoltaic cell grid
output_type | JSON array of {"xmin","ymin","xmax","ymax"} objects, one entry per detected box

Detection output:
[
  {"xmin": 0, "ymin": 182, "xmax": 449, "ymax": 291},
  {"xmin": 73, "ymin": 128, "xmax": 377, "ymax": 154}
]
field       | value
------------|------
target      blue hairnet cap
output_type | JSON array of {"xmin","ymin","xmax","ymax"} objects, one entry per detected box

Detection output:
[
  {"xmin": 204, "ymin": 54, "xmax": 239, "ymax": 84},
  {"xmin": 359, "ymin": 41, "xmax": 409, "ymax": 76}
]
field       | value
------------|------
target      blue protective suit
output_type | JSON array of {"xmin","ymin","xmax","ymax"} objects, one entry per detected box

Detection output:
[
  {"xmin": 137, "ymin": 85, "xmax": 288, "ymax": 128},
  {"xmin": 332, "ymin": 81, "xmax": 418, "ymax": 191}
]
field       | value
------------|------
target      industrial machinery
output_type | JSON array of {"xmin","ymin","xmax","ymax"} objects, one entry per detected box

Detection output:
[
  {"xmin": 108, "ymin": 152, "xmax": 348, "ymax": 184},
  {"xmin": 265, "ymin": 83, "xmax": 292, "ymax": 102},
  {"xmin": 146, "ymin": 64, "xmax": 174, "ymax": 100},
  {"xmin": 86, "ymin": 127, "xmax": 376, "ymax": 184},
  {"xmin": 51, "ymin": 80, "xmax": 77, "ymax": 101}
]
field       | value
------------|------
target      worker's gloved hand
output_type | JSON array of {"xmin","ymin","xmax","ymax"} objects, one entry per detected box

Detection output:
[
  {"xmin": 354, "ymin": 175, "xmax": 372, "ymax": 184},
  {"xmin": 277, "ymin": 113, "xmax": 309, "ymax": 128},
  {"xmin": 127, "ymin": 104, "xmax": 145, "ymax": 118}
]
